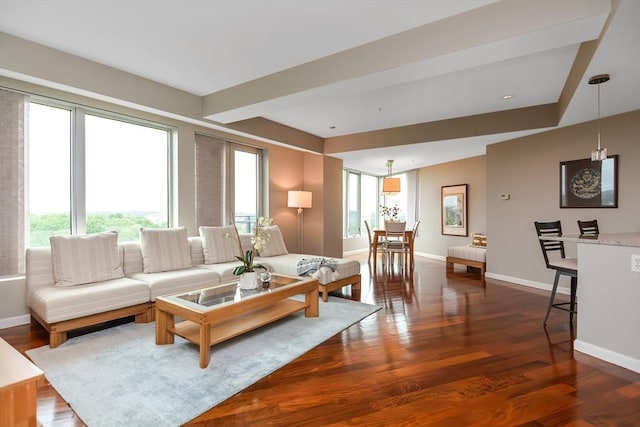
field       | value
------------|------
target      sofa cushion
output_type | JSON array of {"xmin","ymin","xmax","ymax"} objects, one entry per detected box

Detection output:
[
  {"xmin": 129, "ymin": 267, "xmax": 221, "ymax": 301},
  {"xmin": 447, "ymin": 245, "xmax": 486, "ymax": 262},
  {"xmin": 28, "ymin": 276, "xmax": 149, "ymax": 323},
  {"xmin": 256, "ymin": 253, "xmax": 360, "ymax": 285},
  {"xmin": 196, "ymin": 261, "xmax": 241, "ymax": 283},
  {"xmin": 258, "ymin": 225, "xmax": 288, "ymax": 257},
  {"xmin": 139, "ymin": 227, "xmax": 191, "ymax": 273},
  {"xmin": 188, "ymin": 237, "xmax": 205, "ymax": 265},
  {"xmin": 199, "ymin": 225, "xmax": 241, "ymax": 264},
  {"xmin": 50, "ymin": 231, "xmax": 124, "ymax": 287}
]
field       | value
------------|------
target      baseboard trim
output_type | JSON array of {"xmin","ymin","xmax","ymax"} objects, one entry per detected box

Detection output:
[
  {"xmin": 0, "ymin": 314, "xmax": 31, "ymax": 329},
  {"xmin": 343, "ymin": 249, "xmax": 567, "ymax": 296},
  {"xmin": 343, "ymin": 248, "xmax": 368, "ymax": 257},
  {"xmin": 574, "ymin": 339, "xmax": 640, "ymax": 374},
  {"xmin": 419, "ymin": 255, "xmax": 568, "ymax": 296},
  {"xmin": 416, "ymin": 252, "xmax": 445, "ymax": 262},
  {"xmin": 484, "ymin": 272, "xmax": 570, "ymax": 296}
]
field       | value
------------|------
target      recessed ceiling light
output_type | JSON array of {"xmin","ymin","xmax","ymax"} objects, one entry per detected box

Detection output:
[{"xmin": 503, "ymin": 94, "xmax": 513, "ymax": 100}]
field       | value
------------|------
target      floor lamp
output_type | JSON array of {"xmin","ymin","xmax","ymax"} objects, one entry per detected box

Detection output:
[{"xmin": 287, "ymin": 190, "xmax": 312, "ymax": 252}]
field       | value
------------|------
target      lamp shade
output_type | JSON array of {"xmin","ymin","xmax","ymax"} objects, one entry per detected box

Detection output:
[
  {"xmin": 382, "ymin": 177, "xmax": 401, "ymax": 194},
  {"xmin": 287, "ymin": 190, "xmax": 312, "ymax": 209}
]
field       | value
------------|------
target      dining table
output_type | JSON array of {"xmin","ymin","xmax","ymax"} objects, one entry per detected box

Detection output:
[{"xmin": 372, "ymin": 229, "xmax": 415, "ymax": 273}]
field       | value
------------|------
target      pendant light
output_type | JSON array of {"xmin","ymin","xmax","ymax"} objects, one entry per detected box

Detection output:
[
  {"xmin": 589, "ymin": 73, "xmax": 610, "ymax": 161},
  {"xmin": 382, "ymin": 160, "xmax": 401, "ymax": 195}
]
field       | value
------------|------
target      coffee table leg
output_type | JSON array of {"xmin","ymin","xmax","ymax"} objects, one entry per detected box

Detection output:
[
  {"xmin": 199, "ymin": 323, "xmax": 211, "ymax": 369},
  {"xmin": 155, "ymin": 308, "xmax": 174, "ymax": 345},
  {"xmin": 305, "ymin": 287, "xmax": 319, "ymax": 317}
]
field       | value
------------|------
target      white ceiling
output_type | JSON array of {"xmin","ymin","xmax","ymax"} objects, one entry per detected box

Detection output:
[{"xmin": 1, "ymin": 0, "xmax": 639, "ymax": 176}]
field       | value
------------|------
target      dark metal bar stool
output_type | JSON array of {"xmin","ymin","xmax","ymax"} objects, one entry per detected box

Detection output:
[
  {"xmin": 577, "ymin": 219, "xmax": 599, "ymax": 235},
  {"xmin": 534, "ymin": 221, "xmax": 578, "ymax": 325}
]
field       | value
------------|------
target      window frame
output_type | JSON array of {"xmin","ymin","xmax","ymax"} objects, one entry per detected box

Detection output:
[
  {"xmin": 228, "ymin": 142, "xmax": 264, "ymax": 233},
  {"xmin": 343, "ymin": 168, "xmax": 380, "ymax": 238},
  {"xmin": 27, "ymin": 97, "xmax": 175, "ymax": 244}
]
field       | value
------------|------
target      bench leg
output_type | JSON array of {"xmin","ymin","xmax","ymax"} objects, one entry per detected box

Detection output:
[
  {"xmin": 446, "ymin": 257, "xmax": 486, "ymax": 282},
  {"xmin": 321, "ymin": 288, "xmax": 329, "ymax": 302},
  {"xmin": 446, "ymin": 259, "xmax": 454, "ymax": 274},
  {"xmin": 49, "ymin": 331, "xmax": 67, "ymax": 348},
  {"xmin": 135, "ymin": 306, "xmax": 154, "ymax": 323}
]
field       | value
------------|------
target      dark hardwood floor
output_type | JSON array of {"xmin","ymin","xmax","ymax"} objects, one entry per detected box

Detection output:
[{"xmin": 2, "ymin": 255, "xmax": 640, "ymax": 426}]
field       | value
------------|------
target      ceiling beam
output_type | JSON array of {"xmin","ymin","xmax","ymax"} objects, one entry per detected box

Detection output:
[
  {"xmin": 323, "ymin": 103, "xmax": 559, "ymax": 154},
  {"xmin": 202, "ymin": 0, "xmax": 610, "ymax": 124}
]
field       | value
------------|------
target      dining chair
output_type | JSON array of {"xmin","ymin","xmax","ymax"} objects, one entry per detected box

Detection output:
[
  {"xmin": 382, "ymin": 221, "xmax": 407, "ymax": 275},
  {"xmin": 534, "ymin": 221, "xmax": 578, "ymax": 325},
  {"xmin": 577, "ymin": 219, "xmax": 599, "ymax": 235},
  {"xmin": 405, "ymin": 220, "xmax": 420, "ymax": 269},
  {"xmin": 364, "ymin": 220, "xmax": 384, "ymax": 265}
]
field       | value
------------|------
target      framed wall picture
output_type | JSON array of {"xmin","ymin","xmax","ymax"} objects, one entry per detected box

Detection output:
[
  {"xmin": 560, "ymin": 155, "xmax": 618, "ymax": 208},
  {"xmin": 441, "ymin": 184, "xmax": 468, "ymax": 236}
]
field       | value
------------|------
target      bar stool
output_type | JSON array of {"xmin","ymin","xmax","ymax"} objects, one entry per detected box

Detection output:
[
  {"xmin": 534, "ymin": 221, "xmax": 578, "ymax": 325},
  {"xmin": 577, "ymin": 219, "xmax": 599, "ymax": 235}
]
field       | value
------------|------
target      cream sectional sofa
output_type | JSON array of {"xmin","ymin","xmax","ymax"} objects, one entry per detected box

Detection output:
[{"xmin": 26, "ymin": 228, "xmax": 361, "ymax": 348}]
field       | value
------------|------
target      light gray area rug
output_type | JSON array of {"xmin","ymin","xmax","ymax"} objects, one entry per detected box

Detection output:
[{"xmin": 27, "ymin": 297, "xmax": 380, "ymax": 427}]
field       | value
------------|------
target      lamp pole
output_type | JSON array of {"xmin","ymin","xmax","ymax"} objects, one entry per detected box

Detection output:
[{"xmin": 287, "ymin": 190, "xmax": 312, "ymax": 253}]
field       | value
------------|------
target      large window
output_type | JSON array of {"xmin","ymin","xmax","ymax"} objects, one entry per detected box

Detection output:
[
  {"xmin": 343, "ymin": 170, "xmax": 379, "ymax": 238},
  {"xmin": 343, "ymin": 169, "xmax": 415, "ymax": 239},
  {"xmin": 28, "ymin": 100, "xmax": 172, "ymax": 247},
  {"xmin": 230, "ymin": 143, "xmax": 262, "ymax": 234},
  {"xmin": 28, "ymin": 103, "xmax": 72, "ymax": 246}
]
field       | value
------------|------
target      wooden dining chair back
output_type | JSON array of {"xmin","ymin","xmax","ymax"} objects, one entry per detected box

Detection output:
[
  {"xmin": 384, "ymin": 221, "xmax": 406, "ymax": 233},
  {"xmin": 534, "ymin": 220, "xmax": 578, "ymax": 325},
  {"xmin": 577, "ymin": 219, "xmax": 599, "ymax": 235},
  {"xmin": 406, "ymin": 220, "xmax": 420, "ymax": 269},
  {"xmin": 364, "ymin": 220, "xmax": 383, "ymax": 265},
  {"xmin": 410, "ymin": 220, "xmax": 420, "ymax": 243},
  {"xmin": 383, "ymin": 221, "xmax": 407, "ymax": 275}
]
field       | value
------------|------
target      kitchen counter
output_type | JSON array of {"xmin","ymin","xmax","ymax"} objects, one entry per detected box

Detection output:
[
  {"xmin": 541, "ymin": 232, "xmax": 640, "ymax": 373},
  {"xmin": 543, "ymin": 232, "xmax": 640, "ymax": 247}
]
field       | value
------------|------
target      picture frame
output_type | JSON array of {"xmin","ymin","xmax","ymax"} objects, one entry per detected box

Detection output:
[
  {"xmin": 441, "ymin": 184, "xmax": 468, "ymax": 236},
  {"xmin": 560, "ymin": 155, "xmax": 618, "ymax": 208}
]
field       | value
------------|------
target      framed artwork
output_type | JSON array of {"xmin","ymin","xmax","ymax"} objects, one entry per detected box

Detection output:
[
  {"xmin": 441, "ymin": 184, "xmax": 468, "ymax": 236},
  {"xmin": 560, "ymin": 155, "xmax": 618, "ymax": 208}
]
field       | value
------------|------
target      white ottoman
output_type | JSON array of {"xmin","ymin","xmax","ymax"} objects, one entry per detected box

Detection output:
[{"xmin": 446, "ymin": 245, "xmax": 486, "ymax": 279}]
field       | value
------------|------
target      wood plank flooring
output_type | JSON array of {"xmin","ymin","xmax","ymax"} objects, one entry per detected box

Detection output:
[{"xmin": 2, "ymin": 255, "xmax": 639, "ymax": 426}]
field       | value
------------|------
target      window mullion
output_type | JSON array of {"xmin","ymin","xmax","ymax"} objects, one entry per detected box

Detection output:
[{"xmin": 72, "ymin": 108, "xmax": 86, "ymax": 235}]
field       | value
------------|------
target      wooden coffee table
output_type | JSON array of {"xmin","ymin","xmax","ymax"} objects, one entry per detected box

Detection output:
[
  {"xmin": 155, "ymin": 274, "xmax": 319, "ymax": 368},
  {"xmin": 0, "ymin": 338, "xmax": 44, "ymax": 427}
]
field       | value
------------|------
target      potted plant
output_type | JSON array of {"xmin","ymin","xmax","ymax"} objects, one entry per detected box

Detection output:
[
  {"xmin": 230, "ymin": 217, "xmax": 271, "ymax": 289},
  {"xmin": 380, "ymin": 203, "xmax": 400, "ymax": 221}
]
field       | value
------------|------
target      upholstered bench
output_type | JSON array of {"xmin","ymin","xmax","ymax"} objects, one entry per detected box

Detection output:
[{"xmin": 446, "ymin": 233, "xmax": 486, "ymax": 279}]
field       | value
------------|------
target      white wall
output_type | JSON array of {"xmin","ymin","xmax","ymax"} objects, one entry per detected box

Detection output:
[{"xmin": 575, "ymin": 241, "xmax": 640, "ymax": 373}]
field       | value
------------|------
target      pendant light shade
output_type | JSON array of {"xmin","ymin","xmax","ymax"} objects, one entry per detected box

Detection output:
[
  {"xmin": 589, "ymin": 73, "xmax": 610, "ymax": 161},
  {"xmin": 382, "ymin": 160, "xmax": 400, "ymax": 195}
]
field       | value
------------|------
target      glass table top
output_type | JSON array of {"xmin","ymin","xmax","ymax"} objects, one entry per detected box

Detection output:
[{"xmin": 167, "ymin": 274, "xmax": 302, "ymax": 309}]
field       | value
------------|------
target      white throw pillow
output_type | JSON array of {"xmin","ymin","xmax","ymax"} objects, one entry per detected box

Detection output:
[
  {"xmin": 139, "ymin": 227, "xmax": 191, "ymax": 273},
  {"xmin": 258, "ymin": 225, "xmax": 288, "ymax": 257},
  {"xmin": 50, "ymin": 231, "xmax": 124, "ymax": 287},
  {"xmin": 199, "ymin": 225, "xmax": 242, "ymax": 264}
]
